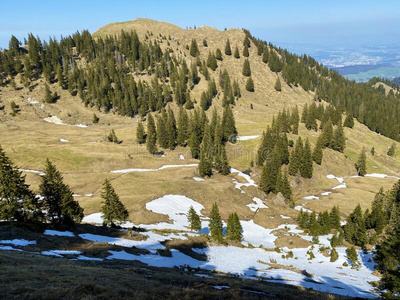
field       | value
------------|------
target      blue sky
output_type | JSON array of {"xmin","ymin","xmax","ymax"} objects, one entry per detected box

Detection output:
[{"xmin": 1, "ymin": 0, "xmax": 400, "ymax": 52}]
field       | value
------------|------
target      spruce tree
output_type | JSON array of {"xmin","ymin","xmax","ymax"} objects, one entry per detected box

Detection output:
[
  {"xmin": 198, "ymin": 124, "xmax": 213, "ymax": 177},
  {"xmin": 224, "ymin": 39, "xmax": 232, "ymax": 56},
  {"xmin": 215, "ymin": 144, "xmax": 230, "ymax": 175},
  {"xmin": 234, "ymin": 46, "xmax": 240, "ymax": 59},
  {"xmin": 222, "ymin": 105, "xmax": 237, "ymax": 141},
  {"xmin": 346, "ymin": 246, "xmax": 360, "ymax": 269},
  {"xmin": 209, "ymin": 202, "xmax": 223, "ymax": 243},
  {"xmin": 330, "ymin": 247, "xmax": 339, "ymax": 262},
  {"xmin": 187, "ymin": 206, "xmax": 201, "ymax": 231},
  {"xmin": 146, "ymin": 114, "xmax": 157, "ymax": 154},
  {"xmin": 92, "ymin": 113, "xmax": 99, "ymax": 124},
  {"xmin": 245, "ymin": 77, "xmax": 254, "ymax": 92},
  {"xmin": 44, "ymin": 83, "xmax": 55, "ymax": 103},
  {"xmin": 300, "ymin": 139, "xmax": 313, "ymax": 178},
  {"xmin": 260, "ymin": 148, "xmax": 280, "ymax": 194},
  {"xmin": 206, "ymin": 52, "xmax": 218, "ymax": 71},
  {"xmin": 355, "ymin": 149, "xmax": 367, "ymax": 176},
  {"xmin": 331, "ymin": 123, "xmax": 346, "ymax": 152},
  {"xmin": 101, "ymin": 179, "xmax": 128, "ymax": 227},
  {"xmin": 320, "ymin": 119, "xmax": 333, "ymax": 147},
  {"xmin": 274, "ymin": 77, "xmax": 282, "ymax": 92},
  {"xmin": 312, "ymin": 137, "xmax": 324, "ymax": 165},
  {"xmin": 40, "ymin": 159, "xmax": 83, "ymax": 225},
  {"xmin": 136, "ymin": 121, "xmax": 146, "ymax": 144},
  {"xmin": 276, "ymin": 169, "xmax": 292, "ymax": 202},
  {"xmin": 343, "ymin": 114, "xmax": 354, "ymax": 128},
  {"xmin": 177, "ymin": 108, "xmax": 189, "ymax": 146},
  {"xmin": 243, "ymin": 45, "xmax": 249, "ymax": 57},
  {"xmin": 0, "ymin": 146, "xmax": 41, "ymax": 222},
  {"xmin": 242, "ymin": 59, "xmax": 251, "ymax": 77},
  {"xmin": 226, "ymin": 212, "xmax": 242, "ymax": 241},
  {"xmin": 387, "ymin": 143, "xmax": 396, "ymax": 157},
  {"xmin": 189, "ymin": 39, "xmax": 200, "ymax": 57},
  {"xmin": 166, "ymin": 108, "xmax": 177, "ymax": 149},
  {"xmin": 215, "ymin": 48, "xmax": 223, "ymax": 61},
  {"xmin": 288, "ymin": 137, "xmax": 303, "ymax": 176}
]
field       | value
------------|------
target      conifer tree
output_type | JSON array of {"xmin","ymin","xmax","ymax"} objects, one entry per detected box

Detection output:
[
  {"xmin": 177, "ymin": 108, "xmax": 189, "ymax": 146},
  {"xmin": 260, "ymin": 148, "xmax": 280, "ymax": 194},
  {"xmin": 44, "ymin": 83, "xmax": 55, "ymax": 103},
  {"xmin": 276, "ymin": 169, "xmax": 292, "ymax": 202},
  {"xmin": 312, "ymin": 137, "xmax": 324, "ymax": 165},
  {"xmin": 300, "ymin": 139, "xmax": 313, "ymax": 178},
  {"xmin": 189, "ymin": 39, "xmax": 200, "ymax": 57},
  {"xmin": 243, "ymin": 45, "xmax": 249, "ymax": 57},
  {"xmin": 187, "ymin": 206, "xmax": 201, "ymax": 231},
  {"xmin": 136, "ymin": 121, "xmax": 146, "ymax": 144},
  {"xmin": 226, "ymin": 212, "xmax": 242, "ymax": 241},
  {"xmin": 320, "ymin": 120, "xmax": 333, "ymax": 147},
  {"xmin": 222, "ymin": 105, "xmax": 237, "ymax": 141},
  {"xmin": 242, "ymin": 59, "xmax": 251, "ymax": 77},
  {"xmin": 288, "ymin": 137, "xmax": 303, "ymax": 176},
  {"xmin": 370, "ymin": 146, "xmax": 375, "ymax": 156},
  {"xmin": 40, "ymin": 159, "xmax": 83, "ymax": 225},
  {"xmin": 0, "ymin": 146, "xmax": 41, "ymax": 222},
  {"xmin": 101, "ymin": 179, "xmax": 128, "ymax": 227},
  {"xmin": 387, "ymin": 143, "xmax": 396, "ymax": 157},
  {"xmin": 234, "ymin": 46, "xmax": 240, "ymax": 58},
  {"xmin": 215, "ymin": 48, "xmax": 223, "ymax": 61},
  {"xmin": 330, "ymin": 247, "xmax": 339, "ymax": 262},
  {"xmin": 146, "ymin": 114, "xmax": 157, "ymax": 154},
  {"xmin": 290, "ymin": 106, "xmax": 300, "ymax": 134},
  {"xmin": 224, "ymin": 39, "xmax": 232, "ymax": 56},
  {"xmin": 198, "ymin": 124, "xmax": 213, "ymax": 177},
  {"xmin": 245, "ymin": 77, "xmax": 254, "ymax": 92},
  {"xmin": 331, "ymin": 123, "xmax": 346, "ymax": 152},
  {"xmin": 355, "ymin": 148, "xmax": 367, "ymax": 176},
  {"xmin": 166, "ymin": 108, "xmax": 177, "ymax": 149},
  {"xmin": 206, "ymin": 52, "xmax": 218, "ymax": 71},
  {"xmin": 262, "ymin": 47, "xmax": 269, "ymax": 63},
  {"xmin": 346, "ymin": 246, "xmax": 360, "ymax": 269},
  {"xmin": 92, "ymin": 113, "xmax": 99, "ymax": 124},
  {"xmin": 274, "ymin": 77, "xmax": 282, "ymax": 92},
  {"xmin": 209, "ymin": 202, "xmax": 223, "ymax": 243},
  {"xmin": 343, "ymin": 114, "xmax": 354, "ymax": 128}
]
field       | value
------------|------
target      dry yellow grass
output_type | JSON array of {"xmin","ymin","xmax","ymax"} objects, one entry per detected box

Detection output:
[{"xmin": 0, "ymin": 18, "xmax": 399, "ymax": 229}]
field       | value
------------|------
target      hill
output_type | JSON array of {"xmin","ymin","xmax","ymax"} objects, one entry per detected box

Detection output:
[{"xmin": 0, "ymin": 18, "xmax": 399, "ymax": 298}]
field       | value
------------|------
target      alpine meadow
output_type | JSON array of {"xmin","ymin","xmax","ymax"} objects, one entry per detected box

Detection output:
[{"xmin": 0, "ymin": 3, "xmax": 400, "ymax": 299}]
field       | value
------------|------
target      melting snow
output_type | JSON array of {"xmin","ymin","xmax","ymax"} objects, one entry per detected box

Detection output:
[
  {"xmin": 44, "ymin": 116, "xmax": 64, "ymax": 125},
  {"xmin": 230, "ymin": 168, "xmax": 257, "ymax": 191},
  {"xmin": 0, "ymin": 239, "xmax": 36, "ymax": 246},
  {"xmin": 236, "ymin": 135, "xmax": 260, "ymax": 141},
  {"xmin": 193, "ymin": 176, "xmax": 205, "ymax": 182},
  {"xmin": 44, "ymin": 230, "xmax": 75, "ymax": 237},
  {"xmin": 111, "ymin": 164, "xmax": 198, "ymax": 174},
  {"xmin": 332, "ymin": 183, "xmax": 347, "ymax": 189},
  {"xmin": 294, "ymin": 205, "xmax": 313, "ymax": 213},
  {"xmin": 59, "ymin": 138, "xmax": 69, "ymax": 143},
  {"xmin": 213, "ymin": 285, "xmax": 230, "ymax": 290},
  {"xmin": 41, "ymin": 250, "xmax": 81, "ymax": 257},
  {"xmin": 303, "ymin": 195, "xmax": 320, "ymax": 200},
  {"xmin": 320, "ymin": 191, "xmax": 332, "ymax": 196},
  {"xmin": 246, "ymin": 197, "xmax": 268, "ymax": 212},
  {"xmin": 18, "ymin": 169, "xmax": 45, "ymax": 176},
  {"xmin": 240, "ymin": 220, "xmax": 277, "ymax": 248}
]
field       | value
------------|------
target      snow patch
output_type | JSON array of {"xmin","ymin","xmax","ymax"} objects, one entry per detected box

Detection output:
[
  {"xmin": 0, "ymin": 239, "xmax": 36, "ymax": 246},
  {"xmin": 294, "ymin": 205, "xmax": 313, "ymax": 213},
  {"xmin": 240, "ymin": 220, "xmax": 277, "ymax": 248},
  {"xmin": 332, "ymin": 183, "xmax": 347, "ymax": 189},
  {"xmin": 44, "ymin": 116, "xmax": 64, "ymax": 125},
  {"xmin": 18, "ymin": 169, "xmax": 45, "ymax": 176},
  {"xmin": 303, "ymin": 195, "xmax": 319, "ymax": 200},
  {"xmin": 59, "ymin": 138, "xmax": 69, "ymax": 143},
  {"xmin": 246, "ymin": 197, "xmax": 268, "ymax": 212},
  {"xmin": 44, "ymin": 230, "xmax": 75, "ymax": 237},
  {"xmin": 111, "ymin": 164, "xmax": 198, "ymax": 174},
  {"xmin": 41, "ymin": 250, "xmax": 81, "ymax": 257},
  {"xmin": 320, "ymin": 191, "xmax": 332, "ymax": 196},
  {"xmin": 236, "ymin": 135, "xmax": 260, "ymax": 141},
  {"xmin": 230, "ymin": 168, "xmax": 257, "ymax": 192},
  {"xmin": 193, "ymin": 176, "xmax": 205, "ymax": 182}
]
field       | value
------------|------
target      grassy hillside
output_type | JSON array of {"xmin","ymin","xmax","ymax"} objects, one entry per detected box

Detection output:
[{"xmin": 0, "ymin": 19, "xmax": 398, "ymax": 226}]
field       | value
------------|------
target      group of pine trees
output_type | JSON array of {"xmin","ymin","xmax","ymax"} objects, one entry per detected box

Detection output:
[
  {"xmin": 0, "ymin": 146, "xmax": 83, "ymax": 225},
  {"xmin": 256, "ymin": 108, "xmax": 316, "ymax": 204},
  {"xmin": 0, "ymin": 145, "xmax": 128, "ymax": 228},
  {"xmin": 187, "ymin": 202, "xmax": 242, "ymax": 243},
  {"xmin": 138, "ymin": 106, "xmax": 236, "ymax": 177},
  {"xmin": 297, "ymin": 206, "xmax": 341, "ymax": 236},
  {"xmin": 246, "ymin": 30, "xmax": 400, "ymax": 141}
]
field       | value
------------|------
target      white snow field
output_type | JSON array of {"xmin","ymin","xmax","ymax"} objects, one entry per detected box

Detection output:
[
  {"xmin": 111, "ymin": 164, "xmax": 198, "ymax": 174},
  {"xmin": 2, "ymin": 192, "xmax": 382, "ymax": 298}
]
